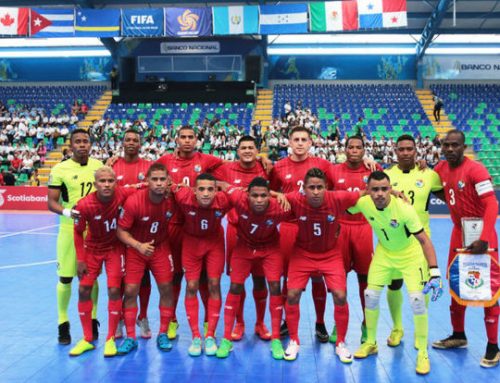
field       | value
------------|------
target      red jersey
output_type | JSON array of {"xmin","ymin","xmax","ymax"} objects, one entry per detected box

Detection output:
[
  {"xmin": 286, "ymin": 190, "xmax": 360, "ymax": 254},
  {"xmin": 332, "ymin": 162, "xmax": 381, "ymax": 224},
  {"xmin": 228, "ymin": 188, "xmax": 292, "ymax": 249},
  {"xmin": 118, "ymin": 188, "xmax": 176, "ymax": 244},
  {"xmin": 156, "ymin": 152, "xmax": 223, "ymax": 186},
  {"xmin": 112, "ymin": 157, "xmax": 151, "ymax": 186},
  {"xmin": 435, "ymin": 157, "xmax": 496, "ymax": 228},
  {"xmin": 74, "ymin": 187, "xmax": 136, "ymax": 254},
  {"xmin": 174, "ymin": 187, "xmax": 230, "ymax": 238}
]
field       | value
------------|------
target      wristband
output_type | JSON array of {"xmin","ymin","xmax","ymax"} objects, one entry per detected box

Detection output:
[
  {"xmin": 62, "ymin": 208, "xmax": 72, "ymax": 218},
  {"xmin": 429, "ymin": 267, "xmax": 441, "ymax": 278}
]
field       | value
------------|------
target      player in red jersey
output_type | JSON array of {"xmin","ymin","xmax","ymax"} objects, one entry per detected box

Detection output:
[
  {"xmin": 69, "ymin": 166, "xmax": 137, "ymax": 357},
  {"xmin": 216, "ymin": 177, "xmax": 292, "ymax": 360},
  {"xmin": 172, "ymin": 173, "xmax": 231, "ymax": 357},
  {"xmin": 116, "ymin": 163, "xmax": 177, "ymax": 355},
  {"xmin": 156, "ymin": 125, "xmax": 224, "ymax": 339},
  {"xmin": 432, "ymin": 130, "xmax": 500, "ymax": 368},
  {"xmin": 283, "ymin": 168, "xmax": 362, "ymax": 363},
  {"xmin": 112, "ymin": 129, "xmax": 153, "ymax": 339},
  {"xmin": 213, "ymin": 135, "xmax": 271, "ymax": 341}
]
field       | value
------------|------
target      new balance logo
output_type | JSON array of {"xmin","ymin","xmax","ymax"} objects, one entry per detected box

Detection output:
[
  {"xmin": 188, "ymin": 211, "xmax": 196, "ymax": 216},
  {"xmin": 142, "ymin": 216, "xmax": 150, "ymax": 221},
  {"xmin": 94, "ymin": 215, "xmax": 101, "ymax": 220},
  {"xmin": 338, "ymin": 179, "xmax": 345, "ymax": 183},
  {"xmin": 285, "ymin": 174, "xmax": 292, "ymax": 179}
]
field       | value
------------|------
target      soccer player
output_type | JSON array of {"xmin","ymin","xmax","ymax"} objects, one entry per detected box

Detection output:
[
  {"xmin": 216, "ymin": 177, "xmax": 292, "ymax": 360},
  {"xmin": 330, "ymin": 135, "xmax": 383, "ymax": 344},
  {"xmin": 48, "ymin": 128, "xmax": 102, "ymax": 345},
  {"xmin": 351, "ymin": 171, "xmax": 443, "ymax": 375},
  {"xmin": 112, "ymin": 129, "xmax": 152, "ymax": 339},
  {"xmin": 432, "ymin": 130, "xmax": 499, "ymax": 368},
  {"xmin": 173, "ymin": 173, "xmax": 231, "ymax": 357},
  {"xmin": 69, "ymin": 166, "xmax": 137, "ymax": 357},
  {"xmin": 213, "ymin": 135, "xmax": 271, "ymax": 341},
  {"xmin": 116, "ymin": 163, "xmax": 177, "ymax": 354},
  {"xmin": 384, "ymin": 134, "xmax": 443, "ymax": 347},
  {"xmin": 283, "ymin": 168, "xmax": 362, "ymax": 363}
]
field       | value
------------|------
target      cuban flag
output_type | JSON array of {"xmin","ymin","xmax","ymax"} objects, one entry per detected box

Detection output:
[
  {"xmin": 259, "ymin": 4, "xmax": 308, "ymax": 34},
  {"xmin": 358, "ymin": 0, "xmax": 407, "ymax": 29},
  {"xmin": 30, "ymin": 8, "xmax": 74, "ymax": 37}
]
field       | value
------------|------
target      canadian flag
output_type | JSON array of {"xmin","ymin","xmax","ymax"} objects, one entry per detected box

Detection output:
[{"xmin": 0, "ymin": 7, "xmax": 29, "ymax": 35}]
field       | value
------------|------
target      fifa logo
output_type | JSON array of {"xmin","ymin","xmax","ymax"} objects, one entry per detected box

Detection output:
[
  {"xmin": 231, "ymin": 15, "xmax": 241, "ymax": 25},
  {"xmin": 465, "ymin": 270, "xmax": 484, "ymax": 289},
  {"xmin": 131, "ymin": 15, "xmax": 154, "ymax": 24},
  {"xmin": 178, "ymin": 9, "xmax": 199, "ymax": 31}
]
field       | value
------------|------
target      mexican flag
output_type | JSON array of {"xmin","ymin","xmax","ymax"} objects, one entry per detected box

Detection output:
[{"xmin": 309, "ymin": 1, "xmax": 359, "ymax": 32}]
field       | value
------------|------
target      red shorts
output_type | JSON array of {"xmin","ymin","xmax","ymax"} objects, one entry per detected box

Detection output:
[
  {"xmin": 167, "ymin": 223, "xmax": 184, "ymax": 274},
  {"xmin": 182, "ymin": 231, "xmax": 225, "ymax": 281},
  {"xmin": 230, "ymin": 242, "xmax": 283, "ymax": 284},
  {"xmin": 226, "ymin": 222, "xmax": 265, "ymax": 277},
  {"xmin": 80, "ymin": 247, "xmax": 124, "ymax": 288},
  {"xmin": 287, "ymin": 246, "xmax": 346, "ymax": 292},
  {"xmin": 339, "ymin": 222, "xmax": 373, "ymax": 275},
  {"xmin": 125, "ymin": 241, "xmax": 173, "ymax": 285},
  {"xmin": 280, "ymin": 222, "xmax": 298, "ymax": 276}
]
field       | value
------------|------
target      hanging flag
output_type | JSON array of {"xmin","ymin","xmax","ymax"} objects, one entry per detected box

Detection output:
[
  {"xmin": 30, "ymin": 8, "xmax": 74, "ymax": 37},
  {"xmin": 212, "ymin": 6, "xmax": 259, "ymax": 35},
  {"xmin": 75, "ymin": 8, "xmax": 120, "ymax": 37},
  {"xmin": 165, "ymin": 7, "xmax": 212, "ymax": 37},
  {"xmin": 122, "ymin": 8, "xmax": 164, "ymax": 37},
  {"xmin": 0, "ymin": 7, "xmax": 29, "ymax": 35},
  {"xmin": 358, "ymin": 0, "xmax": 407, "ymax": 29},
  {"xmin": 309, "ymin": 1, "xmax": 358, "ymax": 32},
  {"xmin": 259, "ymin": 4, "xmax": 308, "ymax": 34}
]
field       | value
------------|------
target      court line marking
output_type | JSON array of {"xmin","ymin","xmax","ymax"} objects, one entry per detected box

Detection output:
[
  {"xmin": 0, "ymin": 260, "xmax": 56, "ymax": 270},
  {"xmin": 0, "ymin": 224, "xmax": 59, "ymax": 239}
]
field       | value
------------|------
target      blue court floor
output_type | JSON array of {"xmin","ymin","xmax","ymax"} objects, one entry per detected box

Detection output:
[{"xmin": 0, "ymin": 212, "xmax": 499, "ymax": 383}]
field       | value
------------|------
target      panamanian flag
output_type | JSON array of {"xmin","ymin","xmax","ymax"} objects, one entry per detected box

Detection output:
[{"xmin": 358, "ymin": 0, "xmax": 407, "ymax": 29}]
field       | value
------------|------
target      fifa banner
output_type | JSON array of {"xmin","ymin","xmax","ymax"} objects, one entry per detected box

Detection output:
[
  {"xmin": 448, "ymin": 252, "xmax": 500, "ymax": 307},
  {"xmin": 0, "ymin": 186, "xmax": 48, "ymax": 211},
  {"xmin": 165, "ymin": 7, "xmax": 212, "ymax": 37},
  {"xmin": 423, "ymin": 55, "xmax": 500, "ymax": 80},
  {"xmin": 122, "ymin": 8, "xmax": 164, "ymax": 37}
]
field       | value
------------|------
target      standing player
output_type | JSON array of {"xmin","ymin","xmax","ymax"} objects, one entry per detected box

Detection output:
[
  {"xmin": 432, "ymin": 130, "xmax": 499, "ymax": 368},
  {"xmin": 216, "ymin": 177, "xmax": 292, "ymax": 360},
  {"xmin": 351, "ymin": 171, "xmax": 443, "ymax": 375},
  {"xmin": 116, "ymin": 163, "xmax": 177, "ymax": 354},
  {"xmin": 213, "ymin": 135, "xmax": 271, "ymax": 341},
  {"xmin": 112, "ymin": 129, "xmax": 152, "ymax": 339},
  {"xmin": 69, "ymin": 167, "xmax": 136, "ymax": 357},
  {"xmin": 283, "ymin": 168, "xmax": 362, "ymax": 363},
  {"xmin": 384, "ymin": 134, "xmax": 443, "ymax": 347},
  {"xmin": 48, "ymin": 128, "xmax": 102, "ymax": 345}
]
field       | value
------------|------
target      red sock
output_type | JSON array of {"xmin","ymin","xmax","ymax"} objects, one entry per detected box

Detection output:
[
  {"xmin": 450, "ymin": 299, "xmax": 466, "ymax": 333},
  {"xmin": 199, "ymin": 282, "xmax": 209, "ymax": 322},
  {"xmin": 185, "ymin": 296, "xmax": 200, "ymax": 338},
  {"xmin": 223, "ymin": 293, "xmax": 241, "ymax": 339},
  {"xmin": 358, "ymin": 280, "xmax": 368, "ymax": 325},
  {"xmin": 334, "ymin": 303, "xmax": 349, "ymax": 344},
  {"xmin": 107, "ymin": 299, "xmax": 122, "ymax": 341},
  {"xmin": 312, "ymin": 280, "xmax": 327, "ymax": 324},
  {"xmin": 236, "ymin": 289, "xmax": 246, "ymax": 324},
  {"xmin": 207, "ymin": 298, "xmax": 221, "ymax": 337},
  {"xmin": 159, "ymin": 306, "xmax": 174, "ymax": 334},
  {"xmin": 269, "ymin": 295, "xmax": 284, "ymax": 340},
  {"xmin": 253, "ymin": 288, "xmax": 268, "ymax": 325},
  {"xmin": 119, "ymin": 281, "xmax": 125, "ymax": 321},
  {"xmin": 78, "ymin": 300, "xmax": 93, "ymax": 342},
  {"xmin": 123, "ymin": 306, "xmax": 138, "ymax": 339},
  {"xmin": 172, "ymin": 283, "xmax": 181, "ymax": 322},
  {"xmin": 485, "ymin": 305, "xmax": 499, "ymax": 344},
  {"xmin": 138, "ymin": 284, "xmax": 151, "ymax": 320},
  {"xmin": 285, "ymin": 302, "xmax": 300, "ymax": 343}
]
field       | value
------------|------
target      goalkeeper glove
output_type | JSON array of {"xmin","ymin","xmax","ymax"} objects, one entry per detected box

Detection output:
[{"xmin": 423, "ymin": 267, "xmax": 443, "ymax": 302}]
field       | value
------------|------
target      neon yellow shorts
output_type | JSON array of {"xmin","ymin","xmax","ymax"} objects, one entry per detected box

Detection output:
[
  {"xmin": 367, "ymin": 243, "xmax": 429, "ymax": 292},
  {"xmin": 56, "ymin": 225, "xmax": 76, "ymax": 277}
]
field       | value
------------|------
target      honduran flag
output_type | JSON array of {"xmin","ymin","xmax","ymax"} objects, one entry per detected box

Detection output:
[
  {"xmin": 358, "ymin": 0, "xmax": 407, "ymax": 29},
  {"xmin": 259, "ymin": 4, "xmax": 308, "ymax": 34},
  {"xmin": 0, "ymin": 7, "xmax": 29, "ymax": 35},
  {"xmin": 309, "ymin": 2, "xmax": 358, "ymax": 32}
]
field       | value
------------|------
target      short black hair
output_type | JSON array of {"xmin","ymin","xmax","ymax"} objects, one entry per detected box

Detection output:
[
  {"xmin": 238, "ymin": 135, "xmax": 257, "ymax": 148},
  {"xmin": 367, "ymin": 171, "xmax": 390, "ymax": 183},
  {"xmin": 196, "ymin": 173, "xmax": 216, "ymax": 183},
  {"xmin": 446, "ymin": 129, "xmax": 466, "ymax": 144},
  {"xmin": 124, "ymin": 129, "xmax": 141, "ymax": 138},
  {"xmin": 304, "ymin": 167, "xmax": 326, "ymax": 184},
  {"xmin": 248, "ymin": 177, "xmax": 269, "ymax": 192},
  {"xmin": 146, "ymin": 163, "xmax": 167, "ymax": 177},
  {"xmin": 396, "ymin": 134, "xmax": 415, "ymax": 145},
  {"xmin": 289, "ymin": 126, "xmax": 311, "ymax": 138},
  {"xmin": 346, "ymin": 135, "xmax": 364, "ymax": 148},
  {"xmin": 70, "ymin": 128, "xmax": 90, "ymax": 143},
  {"xmin": 177, "ymin": 125, "xmax": 195, "ymax": 136}
]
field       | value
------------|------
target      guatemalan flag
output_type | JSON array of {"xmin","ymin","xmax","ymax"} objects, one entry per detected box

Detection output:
[
  {"xmin": 212, "ymin": 6, "xmax": 259, "ymax": 35},
  {"xmin": 358, "ymin": 0, "xmax": 407, "ymax": 29},
  {"xmin": 259, "ymin": 4, "xmax": 308, "ymax": 34}
]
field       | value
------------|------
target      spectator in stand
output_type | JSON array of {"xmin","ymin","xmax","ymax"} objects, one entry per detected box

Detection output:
[
  {"xmin": 432, "ymin": 92, "xmax": 444, "ymax": 122},
  {"xmin": 3, "ymin": 169, "xmax": 15, "ymax": 185}
]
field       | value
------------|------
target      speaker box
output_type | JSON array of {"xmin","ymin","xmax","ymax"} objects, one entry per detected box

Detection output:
[
  {"xmin": 245, "ymin": 55, "xmax": 261, "ymax": 83},
  {"xmin": 119, "ymin": 57, "xmax": 136, "ymax": 83}
]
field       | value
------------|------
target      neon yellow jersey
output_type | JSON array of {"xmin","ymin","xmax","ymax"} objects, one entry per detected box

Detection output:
[
  {"xmin": 349, "ymin": 195, "xmax": 424, "ymax": 252},
  {"xmin": 48, "ymin": 158, "xmax": 102, "ymax": 226},
  {"xmin": 385, "ymin": 165, "xmax": 442, "ymax": 234}
]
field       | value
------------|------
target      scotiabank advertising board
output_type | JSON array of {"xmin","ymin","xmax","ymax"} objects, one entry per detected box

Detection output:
[{"xmin": 0, "ymin": 186, "xmax": 48, "ymax": 210}]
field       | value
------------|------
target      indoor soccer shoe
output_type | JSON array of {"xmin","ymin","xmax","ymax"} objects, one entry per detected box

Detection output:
[
  {"xmin": 329, "ymin": 325, "xmax": 337, "ymax": 344},
  {"xmin": 137, "ymin": 317, "xmax": 152, "ymax": 339},
  {"xmin": 231, "ymin": 322, "xmax": 245, "ymax": 341},
  {"xmin": 104, "ymin": 337, "xmax": 117, "ymax": 357},
  {"xmin": 69, "ymin": 339, "xmax": 94, "ymax": 356},
  {"xmin": 188, "ymin": 337, "xmax": 202, "ymax": 357},
  {"xmin": 216, "ymin": 338, "xmax": 233, "ymax": 358},
  {"xmin": 117, "ymin": 337, "xmax": 138, "ymax": 355},
  {"xmin": 254, "ymin": 322, "xmax": 271, "ymax": 341},
  {"xmin": 387, "ymin": 329, "xmax": 404, "ymax": 347},
  {"xmin": 92, "ymin": 319, "xmax": 100, "ymax": 341},
  {"xmin": 416, "ymin": 350, "xmax": 430, "ymax": 375},
  {"xmin": 115, "ymin": 320, "xmax": 124, "ymax": 339},
  {"xmin": 335, "ymin": 342, "xmax": 353, "ymax": 364},
  {"xmin": 167, "ymin": 320, "xmax": 178, "ymax": 340},
  {"xmin": 315, "ymin": 322, "xmax": 329, "ymax": 343},
  {"xmin": 205, "ymin": 336, "xmax": 218, "ymax": 356},
  {"xmin": 480, "ymin": 344, "xmax": 500, "ymax": 368},
  {"xmin": 271, "ymin": 339, "xmax": 285, "ymax": 360},
  {"xmin": 432, "ymin": 335, "xmax": 467, "ymax": 349},
  {"xmin": 284, "ymin": 340, "xmax": 300, "ymax": 361},
  {"xmin": 354, "ymin": 342, "xmax": 378, "ymax": 359},
  {"xmin": 58, "ymin": 321, "xmax": 71, "ymax": 345},
  {"xmin": 157, "ymin": 333, "xmax": 173, "ymax": 352}
]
